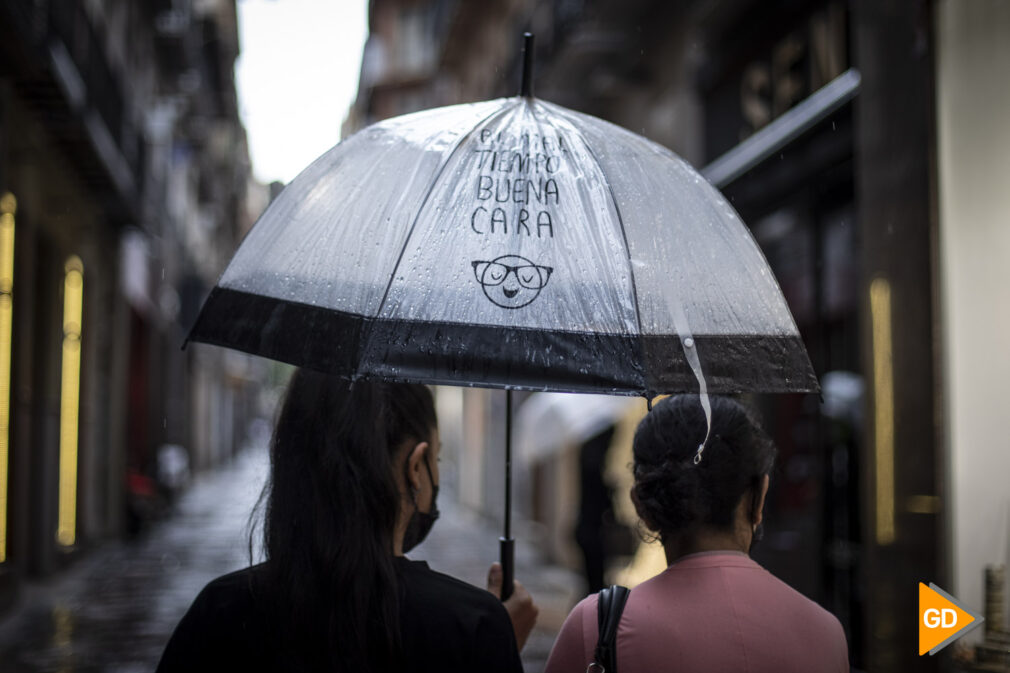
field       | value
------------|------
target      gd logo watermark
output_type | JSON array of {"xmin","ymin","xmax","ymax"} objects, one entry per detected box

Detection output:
[{"xmin": 919, "ymin": 582, "xmax": 984, "ymax": 656}]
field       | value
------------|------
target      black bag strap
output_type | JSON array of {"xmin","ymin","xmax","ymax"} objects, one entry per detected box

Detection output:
[{"xmin": 591, "ymin": 585, "xmax": 630, "ymax": 673}]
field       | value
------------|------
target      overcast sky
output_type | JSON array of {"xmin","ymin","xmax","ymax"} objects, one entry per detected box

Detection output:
[{"xmin": 236, "ymin": 0, "xmax": 369, "ymax": 185}]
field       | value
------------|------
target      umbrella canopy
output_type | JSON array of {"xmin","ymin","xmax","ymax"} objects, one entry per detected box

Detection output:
[{"xmin": 188, "ymin": 96, "xmax": 816, "ymax": 396}]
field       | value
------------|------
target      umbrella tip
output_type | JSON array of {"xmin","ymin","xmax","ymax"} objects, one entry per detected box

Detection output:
[{"xmin": 519, "ymin": 33, "xmax": 535, "ymax": 98}]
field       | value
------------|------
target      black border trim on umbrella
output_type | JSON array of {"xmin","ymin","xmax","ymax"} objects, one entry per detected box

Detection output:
[{"xmin": 187, "ymin": 286, "xmax": 819, "ymax": 395}]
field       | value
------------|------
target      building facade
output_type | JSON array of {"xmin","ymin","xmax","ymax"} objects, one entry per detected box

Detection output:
[{"xmin": 0, "ymin": 0, "xmax": 259, "ymax": 616}]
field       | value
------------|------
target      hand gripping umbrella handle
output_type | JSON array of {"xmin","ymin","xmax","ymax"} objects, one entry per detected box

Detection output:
[{"xmin": 500, "ymin": 537, "xmax": 515, "ymax": 601}]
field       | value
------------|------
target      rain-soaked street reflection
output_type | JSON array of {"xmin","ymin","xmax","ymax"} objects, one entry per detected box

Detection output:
[
  {"xmin": 0, "ymin": 431, "xmax": 579, "ymax": 673},
  {"xmin": 0, "ymin": 444, "xmax": 268, "ymax": 672}
]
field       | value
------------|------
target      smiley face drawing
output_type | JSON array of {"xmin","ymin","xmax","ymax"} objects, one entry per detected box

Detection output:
[{"xmin": 471, "ymin": 255, "xmax": 553, "ymax": 309}]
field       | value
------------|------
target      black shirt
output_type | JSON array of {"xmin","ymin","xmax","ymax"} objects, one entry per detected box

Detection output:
[{"xmin": 157, "ymin": 557, "xmax": 523, "ymax": 672}]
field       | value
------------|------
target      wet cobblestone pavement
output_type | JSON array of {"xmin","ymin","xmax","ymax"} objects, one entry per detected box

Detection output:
[
  {"xmin": 0, "ymin": 443, "xmax": 580, "ymax": 672},
  {"xmin": 0, "ymin": 446, "xmax": 269, "ymax": 672}
]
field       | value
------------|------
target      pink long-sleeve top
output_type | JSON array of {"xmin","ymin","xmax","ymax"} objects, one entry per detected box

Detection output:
[{"xmin": 545, "ymin": 551, "xmax": 849, "ymax": 673}]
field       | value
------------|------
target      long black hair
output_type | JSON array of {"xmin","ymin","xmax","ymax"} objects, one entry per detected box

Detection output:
[
  {"xmin": 259, "ymin": 370, "xmax": 436, "ymax": 671},
  {"xmin": 631, "ymin": 395, "xmax": 775, "ymax": 544}
]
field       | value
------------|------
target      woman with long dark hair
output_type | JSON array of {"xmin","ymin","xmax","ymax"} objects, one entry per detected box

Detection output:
[
  {"xmin": 158, "ymin": 370, "xmax": 537, "ymax": 672},
  {"xmin": 544, "ymin": 394, "xmax": 848, "ymax": 673}
]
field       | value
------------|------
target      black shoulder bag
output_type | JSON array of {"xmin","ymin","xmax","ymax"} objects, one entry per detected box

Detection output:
[{"xmin": 590, "ymin": 585, "xmax": 630, "ymax": 673}]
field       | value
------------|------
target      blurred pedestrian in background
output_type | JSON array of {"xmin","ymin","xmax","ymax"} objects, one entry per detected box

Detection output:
[
  {"xmin": 156, "ymin": 443, "xmax": 191, "ymax": 506},
  {"xmin": 574, "ymin": 425, "xmax": 617, "ymax": 594},
  {"xmin": 157, "ymin": 370, "xmax": 537, "ymax": 672},
  {"xmin": 545, "ymin": 395, "xmax": 848, "ymax": 673}
]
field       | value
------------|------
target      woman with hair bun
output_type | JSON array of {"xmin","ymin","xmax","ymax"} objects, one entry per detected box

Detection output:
[{"xmin": 545, "ymin": 394, "xmax": 848, "ymax": 673}]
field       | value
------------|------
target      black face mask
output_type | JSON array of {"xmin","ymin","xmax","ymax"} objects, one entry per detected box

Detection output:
[{"xmin": 402, "ymin": 453, "xmax": 440, "ymax": 553}]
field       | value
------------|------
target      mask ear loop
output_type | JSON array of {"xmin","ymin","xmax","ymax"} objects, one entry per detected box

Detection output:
[
  {"xmin": 408, "ymin": 448, "xmax": 438, "ymax": 514},
  {"xmin": 421, "ymin": 452, "xmax": 437, "ymax": 491},
  {"xmin": 406, "ymin": 460, "xmax": 420, "ymax": 506},
  {"xmin": 405, "ymin": 448, "xmax": 431, "ymax": 507}
]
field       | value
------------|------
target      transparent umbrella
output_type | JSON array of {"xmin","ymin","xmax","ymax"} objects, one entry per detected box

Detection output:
[{"xmin": 188, "ymin": 35, "xmax": 816, "ymax": 597}]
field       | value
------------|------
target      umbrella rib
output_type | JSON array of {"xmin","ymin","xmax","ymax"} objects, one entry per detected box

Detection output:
[
  {"xmin": 552, "ymin": 110, "xmax": 646, "ymax": 351},
  {"xmin": 372, "ymin": 104, "xmax": 516, "ymax": 320}
]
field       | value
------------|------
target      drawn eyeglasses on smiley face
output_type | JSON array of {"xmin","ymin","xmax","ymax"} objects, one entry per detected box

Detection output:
[{"xmin": 471, "ymin": 255, "xmax": 553, "ymax": 309}]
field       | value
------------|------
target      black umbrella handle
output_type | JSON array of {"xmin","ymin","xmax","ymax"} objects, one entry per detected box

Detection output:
[{"xmin": 500, "ymin": 536, "xmax": 515, "ymax": 601}]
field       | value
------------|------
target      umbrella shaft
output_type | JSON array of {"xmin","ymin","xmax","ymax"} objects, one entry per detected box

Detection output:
[
  {"xmin": 504, "ymin": 389, "xmax": 512, "ymax": 539},
  {"xmin": 500, "ymin": 389, "xmax": 515, "ymax": 602}
]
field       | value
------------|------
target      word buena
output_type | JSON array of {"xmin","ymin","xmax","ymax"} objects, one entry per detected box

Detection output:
[{"xmin": 475, "ymin": 176, "xmax": 560, "ymax": 205}]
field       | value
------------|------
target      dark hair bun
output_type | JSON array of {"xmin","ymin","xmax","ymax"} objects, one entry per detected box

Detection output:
[
  {"xmin": 632, "ymin": 458, "xmax": 703, "ymax": 533},
  {"xmin": 631, "ymin": 395, "xmax": 775, "ymax": 542}
]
